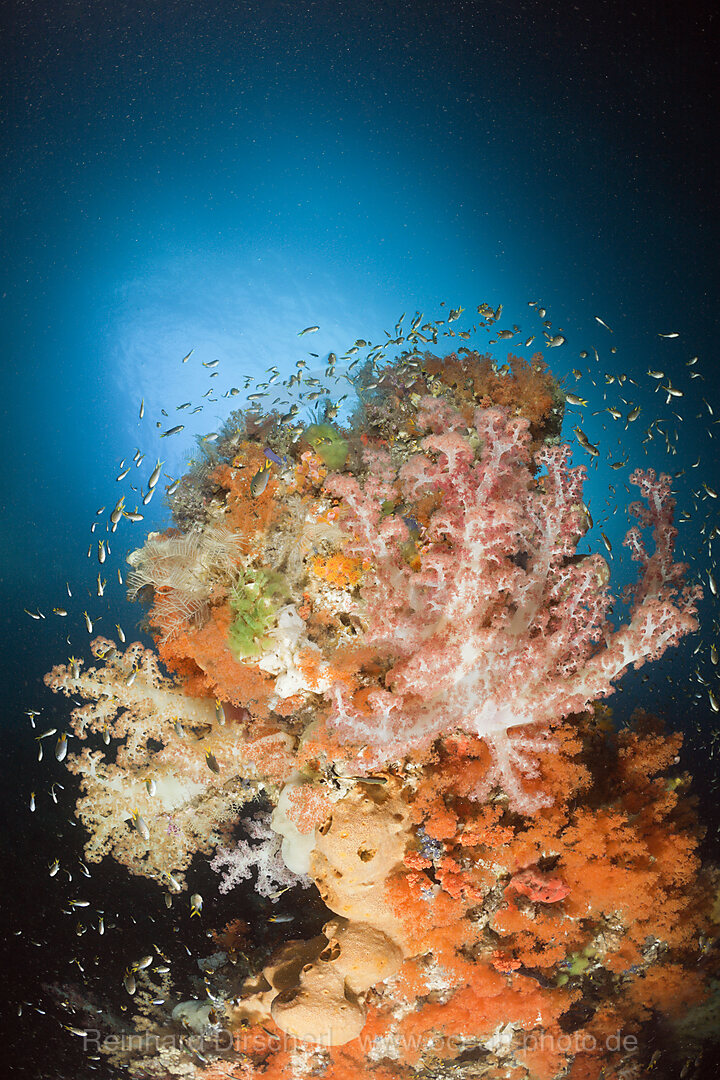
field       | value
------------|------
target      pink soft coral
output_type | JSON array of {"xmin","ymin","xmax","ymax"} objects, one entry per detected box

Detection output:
[{"xmin": 324, "ymin": 398, "xmax": 700, "ymax": 808}]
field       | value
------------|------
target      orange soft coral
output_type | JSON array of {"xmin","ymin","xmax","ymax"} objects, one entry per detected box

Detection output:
[
  {"xmin": 311, "ymin": 552, "xmax": 366, "ymax": 589},
  {"xmin": 422, "ymin": 349, "xmax": 560, "ymax": 447},
  {"xmin": 158, "ymin": 602, "xmax": 275, "ymax": 715},
  {"xmin": 213, "ymin": 448, "xmax": 281, "ymax": 548}
]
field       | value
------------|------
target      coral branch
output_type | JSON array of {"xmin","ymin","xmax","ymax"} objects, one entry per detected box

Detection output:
[{"xmin": 324, "ymin": 399, "xmax": 699, "ymax": 807}]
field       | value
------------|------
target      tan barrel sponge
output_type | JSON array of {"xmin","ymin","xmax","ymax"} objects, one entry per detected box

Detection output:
[
  {"xmin": 310, "ymin": 777, "xmax": 415, "ymax": 951},
  {"xmin": 233, "ymin": 778, "xmax": 415, "ymax": 1046}
]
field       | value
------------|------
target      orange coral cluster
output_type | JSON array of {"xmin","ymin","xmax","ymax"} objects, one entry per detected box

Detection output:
[
  {"xmin": 157, "ymin": 602, "xmax": 276, "ymax": 714},
  {"xmin": 373, "ymin": 709, "xmax": 713, "ymax": 1078},
  {"xmin": 288, "ymin": 448, "xmax": 329, "ymax": 492},
  {"xmin": 215, "ymin": 446, "xmax": 282, "ymax": 545},
  {"xmin": 311, "ymin": 552, "xmax": 366, "ymax": 589},
  {"xmin": 422, "ymin": 350, "xmax": 560, "ymax": 447}
]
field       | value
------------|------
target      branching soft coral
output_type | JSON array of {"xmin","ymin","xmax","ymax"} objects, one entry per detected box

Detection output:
[
  {"xmin": 423, "ymin": 349, "xmax": 561, "ymax": 447},
  {"xmin": 324, "ymin": 396, "xmax": 700, "ymax": 808},
  {"xmin": 210, "ymin": 810, "xmax": 310, "ymax": 897},
  {"xmin": 44, "ymin": 637, "xmax": 290, "ymax": 886},
  {"xmin": 157, "ymin": 602, "xmax": 276, "ymax": 715}
]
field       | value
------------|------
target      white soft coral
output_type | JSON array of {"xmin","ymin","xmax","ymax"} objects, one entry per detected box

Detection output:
[{"xmin": 258, "ymin": 606, "xmax": 331, "ymax": 698}]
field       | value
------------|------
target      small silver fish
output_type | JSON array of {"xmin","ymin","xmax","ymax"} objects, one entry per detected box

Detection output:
[
  {"xmin": 165, "ymin": 872, "xmax": 182, "ymax": 893},
  {"xmin": 298, "ymin": 326, "xmax": 319, "ymax": 336},
  {"xmin": 180, "ymin": 349, "xmax": 194, "ymax": 363},
  {"xmin": 132, "ymin": 810, "xmax": 150, "ymax": 842},
  {"xmin": 55, "ymin": 734, "xmax": 68, "ymax": 762},
  {"xmin": 190, "ymin": 893, "xmax": 203, "ymax": 917},
  {"xmin": 250, "ymin": 462, "xmax": 272, "ymax": 497},
  {"xmin": 662, "ymin": 382, "xmax": 683, "ymax": 402},
  {"xmin": 594, "ymin": 316, "xmax": 613, "ymax": 332},
  {"xmin": 148, "ymin": 460, "xmax": 163, "ymax": 489},
  {"xmin": 160, "ymin": 425, "xmax": 184, "ymax": 438},
  {"xmin": 205, "ymin": 751, "xmax": 220, "ymax": 774},
  {"xmin": 573, "ymin": 426, "xmax": 599, "ymax": 457},
  {"xmin": 658, "ymin": 332, "xmax": 679, "ymax": 338}
]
